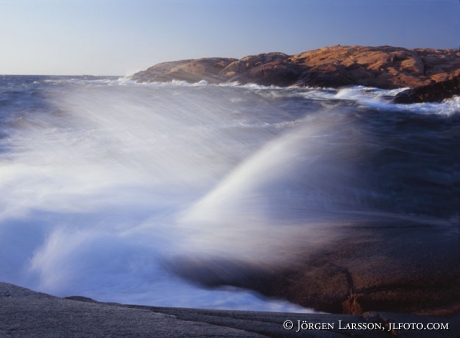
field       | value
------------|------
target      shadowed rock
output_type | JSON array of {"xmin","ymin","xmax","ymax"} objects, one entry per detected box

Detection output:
[{"xmin": 392, "ymin": 76, "xmax": 460, "ymax": 103}]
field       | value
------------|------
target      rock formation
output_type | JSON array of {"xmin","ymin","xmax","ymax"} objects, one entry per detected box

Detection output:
[
  {"xmin": 393, "ymin": 75, "xmax": 460, "ymax": 103},
  {"xmin": 131, "ymin": 58, "xmax": 237, "ymax": 84},
  {"xmin": 2, "ymin": 282, "xmax": 459, "ymax": 337},
  {"xmin": 131, "ymin": 45, "xmax": 460, "ymax": 92},
  {"xmin": 172, "ymin": 216, "xmax": 460, "ymax": 316}
]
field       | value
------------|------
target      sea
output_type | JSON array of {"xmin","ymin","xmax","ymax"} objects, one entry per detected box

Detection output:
[{"xmin": 0, "ymin": 75, "xmax": 458, "ymax": 312}]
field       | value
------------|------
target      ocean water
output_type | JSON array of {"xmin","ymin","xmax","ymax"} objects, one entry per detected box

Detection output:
[{"xmin": 0, "ymin": 75, "xmax": 458, "ymax": 311}]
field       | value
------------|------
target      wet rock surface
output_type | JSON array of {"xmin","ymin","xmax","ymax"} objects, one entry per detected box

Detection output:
[
  {"xmin": 131, "ymin": 45, "xmax": 460, "ymax": 91},
  {"xmin": 171, "ymin": 218, "xmax": 460, "ymax": 317},
  {"xmin": 1, "ymin": 282, "xmax": 459, "ymax": 337},
  {"xmin": 392, "ymin": 76, "xmax": 460, "ymax": 103}
]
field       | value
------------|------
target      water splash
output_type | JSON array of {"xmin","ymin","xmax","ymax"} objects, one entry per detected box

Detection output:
[{"xmin": 0, "ymin": 78, "xmax": 457, "ymax": 312}]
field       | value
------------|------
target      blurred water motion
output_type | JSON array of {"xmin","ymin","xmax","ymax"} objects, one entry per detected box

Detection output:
[{"xmin": 0, "ymin": 76, "xmax": 458, "ymax": 311}]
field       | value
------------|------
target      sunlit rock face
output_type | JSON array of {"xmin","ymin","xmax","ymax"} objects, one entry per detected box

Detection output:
[{"xmin": 131, "ymin": 45, "xmax": 460, "ymax": 90}]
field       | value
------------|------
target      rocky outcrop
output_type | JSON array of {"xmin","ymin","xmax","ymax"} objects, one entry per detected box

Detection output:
[
  {"xmin": 131, "ymin": 45, "xmax": 460, "ymax": 90},
  {"xmin": 2, "ymin": 282, "xmax": 459, "ymax": 337},
  {"xmin": 172, "ymin": 217, "xmax": 460, "ymax": 316},
  {"xmin": 132, "ymin": 58, "xmax": 237, "ymax": 84},
  {"xmin": 392, "ymin": 75, "xmax": 460, "ymax": 103}
]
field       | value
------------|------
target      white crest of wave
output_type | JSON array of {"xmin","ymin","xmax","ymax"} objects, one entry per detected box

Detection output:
[{"xmin": 335, "ymin": 86, "xmax": 460, "ymax": 115}]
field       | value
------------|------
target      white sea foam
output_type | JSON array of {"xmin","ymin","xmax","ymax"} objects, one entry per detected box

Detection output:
[
  {"xmin": 123, "ymin": 80, "xmax": 460, "ymax": 115},
  {"xmin": 334, "ymin": 86, "xmax": 460, "ymax": 115}
]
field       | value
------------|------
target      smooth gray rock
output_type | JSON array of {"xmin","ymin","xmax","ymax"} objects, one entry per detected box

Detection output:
[
  {"xmin": 1, "ymin": 282, "xmax": 459, "ymax": 337},
  {"xmin": 0, "ymin": 283, "xmax": 262, "ymax": 338}
]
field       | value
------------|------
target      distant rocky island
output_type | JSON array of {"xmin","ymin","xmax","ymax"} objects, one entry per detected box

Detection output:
[{"xmin": 131, "ymin": 45, "xmax": 460, "ymax": 103}]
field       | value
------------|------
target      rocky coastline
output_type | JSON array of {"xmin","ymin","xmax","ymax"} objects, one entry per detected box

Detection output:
[
  {"xmin": 131, "ymin": 45, "xmax": 460, "ymax": 102},
  {"xmin": 1, "ymin": 282, "xmax": 459, "ymax": 337},
  {"xmin": 128, "ymin": 45, "xmax": 460, "ymax": 319}
]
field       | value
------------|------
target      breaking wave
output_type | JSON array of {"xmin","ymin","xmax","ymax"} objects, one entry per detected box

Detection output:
[{"xmin": 0, "ymin": 76, "xmax": 458, "ymax": 311}]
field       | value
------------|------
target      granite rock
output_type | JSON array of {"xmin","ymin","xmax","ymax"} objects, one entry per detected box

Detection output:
[
  {"xmin": 1, "ymin": 282, "xmax": 459, "ymax": 338},
  {"xmin": 171, "ymin": 218, "xmax": 460, "ymax": 316},
  {"xmin": 131, "ymin": 45, "xmax": 460, "ymax": 91}
]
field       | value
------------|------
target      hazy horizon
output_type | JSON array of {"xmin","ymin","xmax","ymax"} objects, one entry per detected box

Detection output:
[{"xmin": 1, "ymin": 0, "xmax": 459, "ymax": 76}]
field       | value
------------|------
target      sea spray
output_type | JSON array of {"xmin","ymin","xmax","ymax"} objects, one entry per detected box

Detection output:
[
  {"xmin": 176, "ymin": 111, "xmax": 370, "ymax": 263},
  {"xmin": 0, "ymin": 76, "xmax": 458, "ymax": 311},
  {"xmin": 0, "ymin": 77, "xmax": 315, "ymax": 311}
]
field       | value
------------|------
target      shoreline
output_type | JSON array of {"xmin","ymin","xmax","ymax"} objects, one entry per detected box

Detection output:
[{"xmin": 1, "ymin": 282, "xmax": 459, "ymax": 337}]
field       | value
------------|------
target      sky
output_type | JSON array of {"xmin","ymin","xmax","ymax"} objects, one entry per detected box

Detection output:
[{"xmin": 0, "ymin": 0, "xmax": 459, "ymax": 76}]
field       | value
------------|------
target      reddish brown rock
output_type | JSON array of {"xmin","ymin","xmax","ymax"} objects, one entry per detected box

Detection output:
[
  {"xmin": 171, "ymin": 219, "xmax": 460, "ymax": 316},
  {"xmin": 218, "ymin": 52, "xmax": 290, "ymax": 79},
  {"xmin": 392, "ymin": 75, "xmax": 460, "ymax": 103},
  {"xmin": 131, "ymin": 45, "xmax": 460, "ymax": 91}
]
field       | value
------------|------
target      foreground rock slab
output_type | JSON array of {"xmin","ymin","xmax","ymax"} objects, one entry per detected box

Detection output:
[
  {"xmin": 0, "ymin": 282, "xmax": 261, "ymax": 338},
  {"xmin": 172, "ymin": 216, "xmax": 460, "ymax": 317},
  {"xmin": 1, "ymin": 282, "xmax": 459, "ymax": 338},
  {"xmin": 131, "ymin": 45, "xmax": 460, "ymax": 90}
]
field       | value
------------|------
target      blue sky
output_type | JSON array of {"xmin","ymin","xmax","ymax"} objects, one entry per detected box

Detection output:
[{"xmin": 1, "ymin": 0, "xmax": 459, "ymax": 75}]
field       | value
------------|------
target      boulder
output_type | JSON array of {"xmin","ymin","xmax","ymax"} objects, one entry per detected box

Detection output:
[
  {"xmin": 130, "ymin": 57, "xmax": 236, "ymax": 84},
  {"xmin": 171, "ymin": 218, "xmax": 460, "ymax": 315},
  {"xmin": 392, "ymin": 75, "xmax": 460, "ymax": 103},
  {"xmin": 218, "ymin": 52, "xmax": 290, "ymax": 78}
]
